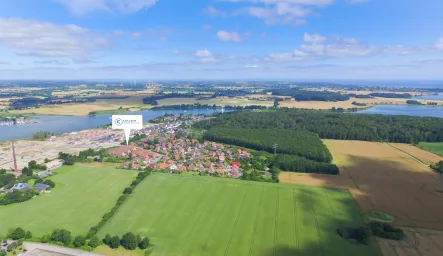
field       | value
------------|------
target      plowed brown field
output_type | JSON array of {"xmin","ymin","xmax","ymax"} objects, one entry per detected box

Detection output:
[
  {"xmin": 389, "ymin": 143, "xmax": 443, "ymax": 166},
  {"xmin": 280, "ymin": 140, "xmax": 443, "ymax": 230}
]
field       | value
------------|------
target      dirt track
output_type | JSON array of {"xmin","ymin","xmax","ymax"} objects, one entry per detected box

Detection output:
[{"xmin": 280, "ymin": 140, "xmax": 443, "ymax": 230}]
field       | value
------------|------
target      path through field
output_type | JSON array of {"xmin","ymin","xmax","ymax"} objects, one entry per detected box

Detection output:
[{"xmin": 99, "ymin": 174, "xmax": 379, "ymax": 256}]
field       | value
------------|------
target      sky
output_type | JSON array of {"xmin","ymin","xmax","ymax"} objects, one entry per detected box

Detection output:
[{"xmin": 0, "ymin": 0, "xmax": 442, "ymax": 80}]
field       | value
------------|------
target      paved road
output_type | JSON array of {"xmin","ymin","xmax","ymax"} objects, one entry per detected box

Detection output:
[{"xmin": 22, "ymin": 242, "xmax": 103, "ymax": 256}]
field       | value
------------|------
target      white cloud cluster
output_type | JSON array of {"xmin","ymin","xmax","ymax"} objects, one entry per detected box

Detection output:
[
  {"xmin": 266, "ymin": 34, "xmax": 443, "ymax": 62},
  {"xmin": 217, "ymin": 31, "xmax": 243, "ymax": 42},
  {"xmin": 0, "ymin": 18, "xmax": 109, "ymax": 61},
  {"xmin": 194, "ymin": 49, "xmax": 218, "ymax": 63},
  {"xmin": 54, "ymin": 0, "xmax": 157, "ymax": 15}
]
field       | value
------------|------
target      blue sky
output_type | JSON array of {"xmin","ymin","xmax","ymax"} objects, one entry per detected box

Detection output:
[{"xmin": 0, "ymin": 0, "xmax": 442, "ymax": 79}]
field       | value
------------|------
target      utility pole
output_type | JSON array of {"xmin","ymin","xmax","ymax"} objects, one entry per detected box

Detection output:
[
  {"xmin": 272, "ymin": 143, "xmax": 278, "ymax": 154},
  {"xmin": 12, "ymin": 142, "xmax": 18, "ymax": 173}
]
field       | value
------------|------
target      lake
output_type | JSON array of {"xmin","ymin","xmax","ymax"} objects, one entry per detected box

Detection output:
[
  {"xmin": 413, "ymin": 93, "xmax": 443, "ymax": 101},
  {"xmin": 0, "ymin": 109, "xmax": 226, "ymax": 141},
  {"xmin": 357, "ymin": 105, "xmax": 443, "ymax": 118}
]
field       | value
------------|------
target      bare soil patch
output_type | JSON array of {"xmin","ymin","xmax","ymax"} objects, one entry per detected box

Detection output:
[{"xmin": 280, "ymin": 140, "xmax": 443, "ymax": 230}]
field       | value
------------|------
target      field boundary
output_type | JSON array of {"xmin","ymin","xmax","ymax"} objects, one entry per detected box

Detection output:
[{"xmin": 385, "ymin": 143, "xmax": 430, "ymax": 168}]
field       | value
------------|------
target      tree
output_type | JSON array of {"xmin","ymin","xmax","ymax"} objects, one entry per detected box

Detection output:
[
  {"xmin": 21, "ymin": 167, "xmax": 32, "ymax": 177},
  {"xmin": 110, "ymin": 236, "xmax": 120, "ymax": 249},
  {"xmin": 44, "ymin": 158, "xmax": 50, "ymax": 163},
  {"xmin": 273, "ymin": 100, "xmax": 279, "ymax": 108},
  {"xmin": 25, "ymin": 231, "xmax": 32, "ymax": 239},
  {"xmin": 50, "ymin": 229, "xmax": 71, "ymax": 246},
  {"xmin": 73, "ymin": 236, "xmax": 86, "ymax": 248},
  {"xmin": 138, "ymin": 237, "xmax": 150, "ymax": 249},
  {"xmin": 88, "ymin": 236, "xmax": 101, "ymax": 248},
  {"xmin": 41, "ymin": 234, "xmax": 50, "ymax": 243},
  {"xmin": 103, "ymin": 234, "xmax": 112, "ymax": 245},
  {"xmin": 28, "ymin": 160, "xmax": 37, "ymax": 169},
  {"xmin": 123, "ymin": 187, "xmax": 133, "ymax": 194},
  {"xmin": 7, "ymin": 227, "xmax": 26, "ymax": 240},
  {"xmin": 44, "ymin": 180, "xmax": 56, "ymax": 188},
  {"xmin": 121, "ymin": 232, "xmax": 137, "ymax": 250}
]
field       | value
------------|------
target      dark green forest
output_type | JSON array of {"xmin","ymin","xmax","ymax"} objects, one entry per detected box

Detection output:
[
  {"xmin": 269, "ymin": 89, "xmax": 350, "ymax": 101},
  {"xmin": 272, "ymin": 154, "xmax": 339, "ymax": 174},
  {"xmin": 196, "ymin": 110, "xmax": 443, "ymax": 143},
  {"xmin": 204, "ymin": 127, "xmax": 332, "ymax": 163}
]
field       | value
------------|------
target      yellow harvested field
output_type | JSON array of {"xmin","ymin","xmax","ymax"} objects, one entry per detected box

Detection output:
[
  {"xmin": 326, "ymin": 89, "xmax": 429, "ymax": 96},
  {"xmin": 390, "ymin": 143, "xmax": 443, "ymax": 165},
  {"xmin": 11, "ymin": 95, "xmax": 148, "ymax": 116},
  {"xmin": 280, "ymin": 140, "xmax": 443, "ymax": 230},
  {"xmin": 377, "ymin": 227, "xmax": 443, "ymax": 256},
  {"xmin": 157, "ymin": 97, "xmax": 274, "ymax": 107}
]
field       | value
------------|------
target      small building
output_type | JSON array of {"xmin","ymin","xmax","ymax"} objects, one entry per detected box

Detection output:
[
  {"xmin": 45, "ymin": 159, "xmax": 64, "ymax": 171},
  {"xmin": 36, "ymin": 170, "xmax": 53, "ymax": 179},
  {"xmin": 34, "ymin": 183, "xmax": 49, "ymax": 193},
  {"xmin": 12, "ymin": 183, "xmax": 30, "ymax": 191}
]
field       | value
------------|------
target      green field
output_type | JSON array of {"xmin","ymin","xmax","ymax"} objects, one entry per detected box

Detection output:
[
  {"xmin": 0, "ymin": 166, "xmax": 136, "ymax": 236},
  {"xmin": 100, "ymin": 174, "xmax": 379, "ymax": 256},
  {"xmin": 417, "ymin": 142, "xmax": 443, "ymax": 157}
]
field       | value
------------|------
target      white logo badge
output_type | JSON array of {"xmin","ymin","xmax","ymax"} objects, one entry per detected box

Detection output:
[{"xmin": 112, "ymin": 115, "xmax": 143, "ymax": 145}]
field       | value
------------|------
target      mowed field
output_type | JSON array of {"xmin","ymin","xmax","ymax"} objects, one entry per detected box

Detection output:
[
  {"xmin": 99, "ymin": 174, "xmax": 379, "ymax": 256},
  {"xmin": 280, "ymin": 140, "xmax": 443, "ymax": 230},
  {"xmin": 389, "ymin": 143, "xmax": 443, "ymax": 165},
  {"xmin": 0, "ymin": 166, "xmax": 136, "ymax": 236}
]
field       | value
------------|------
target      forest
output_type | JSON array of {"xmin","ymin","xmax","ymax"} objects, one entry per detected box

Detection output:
[
  {"xmin": 142, "ymin": 93, "xmax": 194, "ymax": 105},
  {"xmin": 269, "ymin": 89, "xmax": 350, "ymax": 101},
  {"xmin": 195, "ymin": 109, "xmax": 443, "ymax": 143},
  {"xmin": 204, "ymin": 127, "xmax": 332, "ymax": 163},
  {"xmin": 369, "ymin": 93, "xmax": 412, "ymax": 98}
]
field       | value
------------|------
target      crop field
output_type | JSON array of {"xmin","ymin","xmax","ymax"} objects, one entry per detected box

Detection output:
[
  {"xmin": 280, "ymin": 140, "xmax": 443, "ymax": 230},
  {"xmin": 389, "ymin": 143, "xmax": 443, "ymax": 165},
  {"xmin": 0, "ymin": 165, "xmax": 136, "ymax": 236},
  {"xmin": 156, "ymin": 97, "xmax": 274, "ymax": 107},
  {"xmin": 11, "ymin": 95, "xmax": 149, "ymax": 116},
  {"xmin": 99, "ymin": 174, "xmax": 379, "ymax": 256},
  {"xmin": 417, "ymin": 142, "xmax": 443, "ymax": 158}
]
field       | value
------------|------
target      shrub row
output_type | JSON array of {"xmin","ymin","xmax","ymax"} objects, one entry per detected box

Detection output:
[
  {"xmin": 86, "ymin": 171, "xmax": 151, "ymax": 238},
  {"xmin": 337, "ymin": 222, "xmax": 405, "ymax": 245}
]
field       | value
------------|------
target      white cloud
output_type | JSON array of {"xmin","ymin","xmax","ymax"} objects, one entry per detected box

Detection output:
[
  {"xmin": 243, "ymin": 3, "xmax": 309, "ymax": 25},
  {"xmin": 195, "ymin": 49, "xmax": 213, "ymax": 58},
  {"xmin": 264, "ymin": 33, "xmax": 436, "ymax": 63},
  {"xmin": 217, "ymin": 31, "xmax": 243, "ymax": 42},
  {"xmin": 54, "ymin": 0, "xmax": 157, "ymax": 15},
  {"xmin": 130, "ymin": 32, "xmax": 143, "ymax": 39},
  {"xmin": 304, "ymin": 33, "xmax": 326, "ymax": 43},
  {"xmin": 204, "ymin": 6, "xmax": 229, "ymax": 17},
  {"xmin": 113, "ymin": 30, "xmax": 125, "ymax": 36},
  {"xmin": 0, "ymin": 18, "xmax": 109, "ymax": 61},
  {"xmin": 435, "ymin": 38, "xmax": 443, "ymax": 50},
  {"xmin": 34, "ymin": 60, "xmax": 71, "ymax": 65},
  {"xmin": 202, "ymin": 24, "xmax": 212, "ymax": 31}
]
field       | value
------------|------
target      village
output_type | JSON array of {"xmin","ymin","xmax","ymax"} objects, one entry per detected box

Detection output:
[{"xmin": 109, "ymin": 114, "xmax": 251, "ymax": 178}]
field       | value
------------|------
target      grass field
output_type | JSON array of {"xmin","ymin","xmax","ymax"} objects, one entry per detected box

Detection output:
[
  {"xmin": 99, "ymin": 174, "xmax": 378, "ymax": 256},
  {"xmin": 0, "ymin": 165, "xmax": 136, "ymax": 236},
  {"xmin": 156, "ymin": 97, "xmax": 274, "ymax": 107},
  {"xmin": 417, "ymin": 142, "xmax": 443, "ymax": 158}
]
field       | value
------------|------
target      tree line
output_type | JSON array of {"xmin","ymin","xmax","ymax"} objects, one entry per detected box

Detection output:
[
  {"xmin": 269, "ymin": 89, "xmax": 350, "ymax": 101},
  {"xmin": 204, "ymin": 127, "xmax": 332, "ymax": 163},
  {"xmin": 195, "ymin": 109, "xmax": 443, "ymax": 143}
]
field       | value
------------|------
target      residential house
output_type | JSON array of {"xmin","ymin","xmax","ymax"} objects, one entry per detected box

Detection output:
[
  {"xmin": 218, "ymin": 155, "xmax": 225, "ymax": 162},
  {"xmin": 170, "ymin": 164, "xmax": 178, "ymax": 171},
  {"xmin": 109, "ymin": 146, "xmax": 135, "ymax": 157},
  {"xmin": 217, "ymin": 169, "xmax": 225, "ymax": 176},
  {"xmin": 158, "ymin": 163, "xmax": 170, "ymax": 169},
  {"xmin": 12, "ymin": 183, "xmax": 30, "ymax": 191},
  {"xmin": 34, "ymin": 183, "xmax": 49, "ymax": 193},
  {"xmin": 177, "ymin": 166, "xmax": 187, "ymax": 171}
]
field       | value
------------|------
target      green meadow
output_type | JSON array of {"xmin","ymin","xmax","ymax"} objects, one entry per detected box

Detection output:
[
  {"xmin": 0, "ymin": 166, "xmax": 136, "ymax": 236},
  {"xmin": 417, "ymin": 142, "xmax": 443, "ymax": 157},
  {"xmin": 100, "ymin": 174, "xmax": 379, "ymax": 256}
]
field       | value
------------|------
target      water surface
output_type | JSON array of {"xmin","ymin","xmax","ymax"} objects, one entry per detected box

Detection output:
[{"xmin": 357, "ymin": 105, "xmax": 443, "ymax": 118}]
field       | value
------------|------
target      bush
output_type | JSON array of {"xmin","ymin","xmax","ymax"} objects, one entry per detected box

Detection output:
[
  {"xmin": 17, "ymin": 240, "xmax": 23, "ymax": 246},
  {"xmin": 139, "ymin": 237, "xmax": 150, "ymax": 249},
  {"xmin": 41, "ymin": 234, "xmax": 50, "ymax": 243},
  {"xmin": 25, "ymin": 231, "xmax": 32, "ymax": 239},
  {"xmin": 121, "ymin": 232, "xmax": 138, "ymax": 250},
  {"xmin": 88, "ymin": 236, "xmax": 101, "ymax": 249},
  {"xmin": 73, "ymin": 236, "xmax": 86, "ymax": 248},
  {"xmin": 50, "ymin": 229, "xmax": 72, "ymax": 246},
  {"xmin": 110, "ymin": 236, "xmax": 120, "ymax": 249},
  {"xmin": 123, "ymin": 187, "xmax": 133, "ymax": 194},
  {"xmin": 7, "ymin": 228, "xmax": 26, "ymax": 240},
  {"xmin": 103, "ymin": 234, "xmax": 112, "ymax": 245}
]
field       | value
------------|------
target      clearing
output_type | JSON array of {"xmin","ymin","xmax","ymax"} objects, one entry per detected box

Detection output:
[
  {"xmin": 99, "ymin": 173, "xmax": 379, "ymax": 256},
  {"xmin": 416, "ymin": 142, "xmax": 443, "ymax": 158},
  {"xmin": 0, "ymin": 165, "xmax": 136, "ymax": 236},
  {"xmin": 389, "ymin": 143, "xmax": 443, "ymax": 165},
  {"xmin": 280, "ymin": 140, "xmax": 443, "ymax": 230}
]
